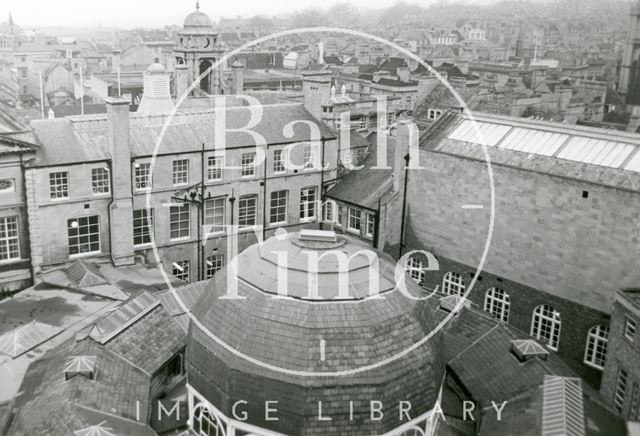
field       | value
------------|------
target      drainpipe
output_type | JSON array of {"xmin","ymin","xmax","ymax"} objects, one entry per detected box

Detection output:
[
  {"xmin": 373, "ymin": 199, "xmax": 381, "ymax": 250},
  {"xmin": 261, "ymin": 146, "xmax": 267, "ymax": 241},
  {"xmin": 19, "ymin": 154, "xmax": 34, "ymax": 287},
  {"xmin": 398, "ymin": 153, "xmax": 410, "ymax": 258}
]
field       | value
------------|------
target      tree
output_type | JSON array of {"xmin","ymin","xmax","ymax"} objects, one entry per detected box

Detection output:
[
  {"xmin": 325, "ymin": 3, "xmax": 360, "ymax": 27},
  {"xmin": 291, "ymin": 8, "xmax": 326, "ymax": 28}
]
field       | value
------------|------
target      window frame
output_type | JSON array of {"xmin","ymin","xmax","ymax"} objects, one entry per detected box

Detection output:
[
  {"xmin": 269, "ymin": 190, "xmax": 288, "ymax": 225},
  {"xmin": 241, "ymin": 152, "xmax": 256, "ymax": 178},
  {"xmin": 365, "ymin": 213, "xmax": 375, "ymax": 238},
  {"xmin": 624, "ymin": 316, "xmax": 637, "ymax": 342},
  {"xmin": 172, "ymin": 159, "xmax": 189, "ymax": 186},
  {"xmin": 531, "ymin": 305, "xmax": 561, "ymax": 351},
  {"xmin": 238, "ymin": 195, "xmax": 258, "ymax": 229},
  {"xmin": 172, "ymin": 260, "xmax": 190, "ymax": 282},
  {"xmin": 49, "ymin": 171, "xmax": 69, "ymax": 199},
  {"xmin": 67, "ymin": 215, "xmax": 100, "ymax": 257},
  {"xmin": 583, "ymin": 324, "xmax": 609, "ymax": 370},
  {"xmin": 407, "ymin": 257, "xmax": 425, "ymax": 286},
  {"xmin": 91, "ymin": 167, "xmax": 110, "ymax": 195},
  {"xmin": 133, "ymin": 208, "xmax": 154, "ymax": 246},
  {"xmin": 299, "ymin": 187, "xmax": 317, "ymax": 221},
  {"xmin": 442, "ymin": 272, "xmax": 465, "ymax": 296},
  {"xmin": 273, "ymin": 149, "xmax": 285, "ymax": 174},
  {"xmin": 347, "ymin": 207, "xmax": 362, "ymax": 233},
  {"xmin": 134, "ymin": 163, "xmax": 152, "ymax": 190},
  {"xmin": 206, "ymin": 254, "xmax": 225, "ymax": 279},
  {"xmin": 0, "ymin": 216, "xmax": 20, "ymax": 262},
  {"xmin": 204, "ymin": 197, "xmax": 226, "ymax": 234},
  {"xmin": 169, "ymin": 204, "xmax": 190, "ymax": 240},
  {"xmin": 0, "ymin": 178, "xmax": 16, "ymax": 193},
  {"xmin": 614, "ymin": 368, "xmax": 628, "ymax": 413},
  {"xmin": 484, "ymin": 287, "xmax": 510, "ymax": 323},
  {"xmin": 207, "ymin": 155, "xmax": 223, "ymax": 182}
]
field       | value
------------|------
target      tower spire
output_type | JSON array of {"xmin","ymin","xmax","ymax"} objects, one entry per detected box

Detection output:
[{"xmin": 196, "ymin": 1, "xmax": 200, "ymax": 11}]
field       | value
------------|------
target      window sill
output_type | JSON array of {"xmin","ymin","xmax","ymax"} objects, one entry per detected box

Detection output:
[
  {"xmin": 50, "ymin": 196, "xmax": 70, "ymax": 201},
  {"xmin": 169, "ymin": 236, "xmax": 191, "ymax": 242},
  {"xmin": 134, "ymin": 243, "xmax": 154, "ymax": 249},
  {"xmin": 299, "ymin": 217, "xmax": 316, "ymax": 223},
  {"xmin": 583, "ymin": 361, "xmax": 604, "ymax": 371},
  {"xmin": 0, "ymin": 258, "xmax": 26, "ymax": 266},
  {"xmin": 269, "ymin": 221, "xmax": 287, "ymax": 227},
  {"xmin": 347, "ymin": 228, "xmax": 361, "ymax": 235},
  {"xmin": 70, "ymin": 251, "xmax": 102, "ymax": 259}
]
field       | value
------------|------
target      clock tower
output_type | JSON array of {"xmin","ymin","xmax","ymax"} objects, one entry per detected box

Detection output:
[{"xmin": 175, "ymin": 1, "xmax": 225, "ymax": 96}]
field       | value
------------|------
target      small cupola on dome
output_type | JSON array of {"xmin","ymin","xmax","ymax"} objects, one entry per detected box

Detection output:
[{"xmin": 183, "ymin": 1, "xmax": 214, "ymax": 30}]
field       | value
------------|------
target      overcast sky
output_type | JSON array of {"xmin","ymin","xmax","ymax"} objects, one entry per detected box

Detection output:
[{"xmin": 1, "ymin": 0, "xmax": 502, "ymax": 29}]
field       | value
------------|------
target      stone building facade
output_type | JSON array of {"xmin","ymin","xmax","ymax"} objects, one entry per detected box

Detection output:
[{"xmin": 600, "ymin": 289, "xmax": 640, "ymax": 421}]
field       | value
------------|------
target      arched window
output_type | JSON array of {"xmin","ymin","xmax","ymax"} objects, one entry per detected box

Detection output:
[
  {"xmin": 584, "ymin": 325, "xmax": 609, "ymax": 370},
  {"xmin": 442, "ymin": 272, "xmax": 465, "ymax": 296},
  {"xmin": 531, "ymin": 305, "xmax": 561, "ymax": 351},
  {"xmin": 407, "ymin": 257, "xmax": 424, "ymax": 286},
  {"xmin": 484, "ymin": 287, "xmax": 510, "ymax": 323}
]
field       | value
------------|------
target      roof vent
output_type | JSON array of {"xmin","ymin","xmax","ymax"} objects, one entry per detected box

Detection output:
[
  {"xmin": 64, "ymin": 355, "xmax": 96, "ymax": 380},
  {"xmin": 510, "ymin": 339, "xmax": 549, "ymax": 362},
  {"xmin": 298, "ymin": 229, "xmax": 337, "ymax": 243},
  {"xmin": 541, "ymin": 376, "xmax": 585, "ymax": 436},
  {"xmin": 439, "ymin": 294, "xmax": 471, "ymax": 313}
]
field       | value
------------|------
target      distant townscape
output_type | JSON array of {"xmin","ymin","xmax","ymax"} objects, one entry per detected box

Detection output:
[{"xmin": 0, "ymin": 1, "xmax": 639, "ymax": 435}]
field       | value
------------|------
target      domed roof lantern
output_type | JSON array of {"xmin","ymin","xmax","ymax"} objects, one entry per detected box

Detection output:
[{"xmin": 183, "ymin": 1, "xmax": 214, "ymax": 30}]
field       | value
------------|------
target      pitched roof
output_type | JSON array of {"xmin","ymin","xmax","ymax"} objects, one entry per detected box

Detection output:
[
  {"xmin": 89, "ymin": 291, "xmax": 159, "ymax": 345},
  {"xmin": 445, "ymin": 308, "xmax": 576, "ymax": 406},
  {"xmin": 28, "ymin": 102, "xmax": 336, "ymax": 167},
  {"xmin": 8, "ymin": 338, "xmax": 154, "ymax": 435},
  {"xmin": 104, "ymin": 304, "xmax": 185, "ymax": 375}
]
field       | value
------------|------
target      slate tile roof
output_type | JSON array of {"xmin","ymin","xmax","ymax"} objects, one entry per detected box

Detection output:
[
  {"xmin": 325, "ymin": 135, "xmax": 395, "ymax": 210},
  {"xmin": 28, "ymin": 102, "xmax": 336, "ymax": 167},
  {"xmin": 187, "ymin": 232, "xmax": 445, "ymax": 435},
  {"xmin": 105, "ymin": 305, "xmax": 185, "ymax": 376},
  {"xmin": 8, "ymin": 338, "xmax": 153, "ymax": 435},
  {"xmin": 8, "ymin": 300, "xmax": 186, "ymax": 435},
  {"xmin": 445, "ymin": 309, "xmax": 576, "ymax": 406}
]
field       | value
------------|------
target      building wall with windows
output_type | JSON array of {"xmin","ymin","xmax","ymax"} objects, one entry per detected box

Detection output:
[
  {"xmin": 405, "ymin": 251, "xmax": 609, "ymax": 387},
  {"xmin": 0, "ymin": 147, "xmax": 34, "ymax": 292},
  {"xmin": 600, "ymin": 290, "xmax": 640, "ymax": 421},
  {"xmin": 130, "ymin": 144, "xmax": 333, "ymax": 283},
  {"xmin": 24, "ymin": 99, "xmax": 339, "ymax": 284},
  {"xmin": 390, "ymin": 113, "xmax": 640, "ymax": 388},
  {"xmin": 25, "ymin": 162, "xmax": 112, "ymax": 269}
]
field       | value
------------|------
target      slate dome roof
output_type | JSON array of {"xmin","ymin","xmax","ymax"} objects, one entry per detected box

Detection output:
[{"xmin": 186, "ymin": 232, "xmax": 445, "ymax": 435}]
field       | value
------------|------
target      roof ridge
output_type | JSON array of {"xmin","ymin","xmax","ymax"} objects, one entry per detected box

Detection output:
[{"xmin": 449, "ymin": 321, "xmax": 501, "ymax": 363}]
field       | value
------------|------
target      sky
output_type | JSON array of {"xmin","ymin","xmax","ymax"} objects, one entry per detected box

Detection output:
[{"xmin": 1, "ymin": 0, "xmax": 502, "ymax": 29}]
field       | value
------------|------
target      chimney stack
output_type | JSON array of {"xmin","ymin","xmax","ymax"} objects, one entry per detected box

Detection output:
[
  {"xmin": 393, "ymin": 120, "xmax": 419, "ymax": 193},
  {"xmin": 175, "ymin": 64, "xmax": 189, "ymax": 98},
  {"xmin": 302, "ymin": 70, "xmax": 332, "ymax": 121},
  {"xmin": 111, "ymin": 49, "xmax": 122, "ymax": 74},
  {"xmin": 106, "ymin": 97, "xmax": 135, "ymax": 266},
  {"xmin": 397, "ymin": 66, "xmax": 410, "ymax": 83},
  {"xmin": 231, "ymin": 61, "xmax": 245, "ymax": 95}
]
